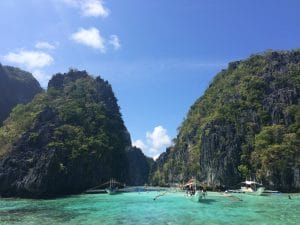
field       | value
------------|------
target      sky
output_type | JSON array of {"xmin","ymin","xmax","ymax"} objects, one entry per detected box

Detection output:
[{"xmin": 0, "ymin": 0, "xmax": 300, "ymax": 159}]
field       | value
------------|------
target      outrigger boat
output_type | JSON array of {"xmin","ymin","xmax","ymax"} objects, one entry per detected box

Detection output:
[
  {"xmin": 184, "ymin": 178, "xmax": 207, "ymax": 202},
  {"xmin": 85, "ymin": 178, "xmax": 125, "ymax": 194},
  {"xmin": 241, "ymin": 180, "xmax": 265, "ymax": 195},
  {"xmin": 105, "ymin": 178, "xmax": 124, "ymax": 195},
  {"xmin": 228, "ymin": 180, "xmax": 265, "ymax": 195}
]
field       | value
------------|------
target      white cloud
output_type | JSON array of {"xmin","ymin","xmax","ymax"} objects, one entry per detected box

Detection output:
[
  {"xmin": 70, "ymin": 27, "xmax": 105, "ymax": 52},
  {"xmin": 146, "ymin": 126, "xmax": 171, "ymax": 149},
  {"xmin": 62, "ymin": 0, "xmax": 109, "ymax": 18},
  {"xmin": 132, "ymin": 139, "xmax": 148, "ymax": 151},
  {"xmin": 2, "ymin": 49, "xmax": 54, "ymax": 88},
  {"xmin": 3, "ymin": 50, "xmax": 53, "ymax": 69},
  {"xmin": 153, "ymin": 154, "xmax": 160, "ymax": 161},
  {"xmin": 81, "ymin": 0, "xmax": 109, "ymax": 17},
  {"xmin": 35, "ymin": 42, "xmax": 56, "ymax": 50},
  {"xmin": 133, "ymin": 126, "xmax": 172, "ymax": 160},
  {"xmin": 109, "ymin": 35, "xmax": 121, "ymax": 50}
]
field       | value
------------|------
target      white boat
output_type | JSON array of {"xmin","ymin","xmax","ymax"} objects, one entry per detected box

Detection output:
[
  {"xmin": 105, "ymin": 178, "xmax": 123, "ymax": 195},
  {"xmin": 84, "ymin": 178, "xmax": 125, "ymax": 194},
  {"xmin": 184, "ymin": 178, "xmax": 208, "ymax": 202},
  {"xmin": 105, "ymin": 187, "xmax": 119, "ymax": 195},
  {"xmin": 240, "ymin": 180, "xmax": 265, "ymax": 195}
]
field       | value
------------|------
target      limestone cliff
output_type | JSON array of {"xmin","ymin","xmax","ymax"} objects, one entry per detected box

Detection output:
[
  {"xmin": 151, "ymin": 50, "xmax": 300, "ymax": 192},
  {"xmin": 126, "ymin": 147, "xmax": 154, "ymax": 186},
  {"xmin": 0, "ymin": 70, "xmax": 150, "ymax": 198}
]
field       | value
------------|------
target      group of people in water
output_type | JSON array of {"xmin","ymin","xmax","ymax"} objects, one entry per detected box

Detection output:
[{"xmin": 185, "ymin": 185, "xmax": 207, "ymax": 199}]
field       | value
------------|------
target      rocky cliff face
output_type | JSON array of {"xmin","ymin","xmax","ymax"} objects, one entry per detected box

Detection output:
[
  {"xmin": 199, "ymin": 119, "xmax": 242, "ymax": 187},
  {"xmin": 0, "ymin": 70, "xmax": 150, "ymax": 198},
  {"xmin": 126, "ymin": 147, "xmax": 154, "ymax": 186},
  {"xmin": 151, "ymin": 50, "xmax": 300, "ymax": 192},
  {"xmin": 0, "ymin": 64, "xmax": 42, "ymax": 125}
]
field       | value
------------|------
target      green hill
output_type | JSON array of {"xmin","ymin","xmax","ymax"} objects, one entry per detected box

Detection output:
[
  {"xmin": 150, "ymin": 50, "xmax": 300, "ymax": 192},
  {"xmin": 0, "ymin": 69, "xmax": 150, "ymax": 198}
]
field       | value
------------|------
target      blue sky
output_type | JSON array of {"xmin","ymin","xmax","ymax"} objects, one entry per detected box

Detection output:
[{"xmin": 1, "ymin": 0, "xmax": 300, "ymax": 159}]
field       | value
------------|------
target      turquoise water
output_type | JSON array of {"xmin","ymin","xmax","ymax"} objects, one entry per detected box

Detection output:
[{"xmin": 0, "ymin": 191, "xmax": 299, "ymax": 225}]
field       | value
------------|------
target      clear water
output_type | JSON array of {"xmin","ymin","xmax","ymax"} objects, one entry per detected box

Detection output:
[{"xmin": 0, "ymin": 191, "xmax": 299, "ymax": 225}]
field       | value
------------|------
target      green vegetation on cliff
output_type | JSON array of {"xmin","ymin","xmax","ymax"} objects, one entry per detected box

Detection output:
[
  {"xmin": 0, "ymin": 70, "xmax": 135, "ymax": 197},
  {"xmin": 0, "ymin": 64, "xmax": 42, "ymax": 125},
  {"xmin": 1, "ymin": 70, "xmax": 128, "ymax": 161},
  {"xmin": 151, "ymin": 50, "xmax": 300, "ymax": 191}
]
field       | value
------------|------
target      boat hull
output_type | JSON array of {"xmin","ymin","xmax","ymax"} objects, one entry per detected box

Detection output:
[
  {"xmin": 227, "ymin": 187, "xmax": 266, "ymax": 196},
  {"xmin": 105, "ymin": 188, "xmax": 119, "ymax": 195},
  {"xmin": 242, "ymin": 187, "xmax": 265, "ymax": 196},
  {"xmin": 186, "ymin": 191, "xmax": 208, "ymax": 202}
]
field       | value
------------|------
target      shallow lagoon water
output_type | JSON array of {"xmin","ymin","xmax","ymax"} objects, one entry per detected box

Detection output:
[{"xmin": 0, "ymin": 191, "xmax": 299, "ymax": 225}]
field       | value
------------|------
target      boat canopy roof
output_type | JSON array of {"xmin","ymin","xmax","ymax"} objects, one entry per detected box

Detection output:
[
  {"xmin": 184, "ymin": 178, "xmax": 205, "ymax": 187},
  {"xmin": 241, "ymin": 181, "xmax": 261, "ymax": 185}
]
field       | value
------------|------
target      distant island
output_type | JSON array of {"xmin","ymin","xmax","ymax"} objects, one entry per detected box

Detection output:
[{"xmin": 0, "ymin": 49, "xmax": 299, "ymax": 198}]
